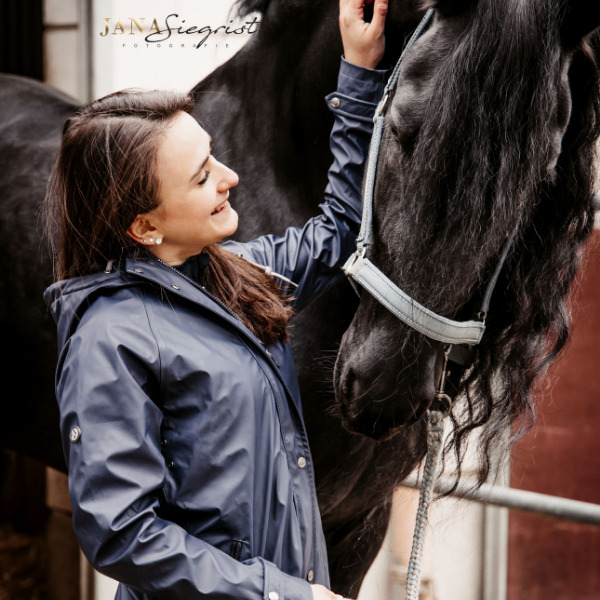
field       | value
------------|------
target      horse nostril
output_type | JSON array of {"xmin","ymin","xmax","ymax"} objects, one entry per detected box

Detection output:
[{"xmin": 351, "ymin": 376, "xmax": 361, "ymax": 402}]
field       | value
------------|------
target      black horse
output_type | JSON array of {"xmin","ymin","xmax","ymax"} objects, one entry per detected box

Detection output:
[
  {"xmin": 335, "ymin": 0, "xmax": 600, "ymax": 483},
  {"xmin": 0, "ymin": 1, "xmax": 427, "ymax": 595},
  {"xmin": 2, "ymin": 0, "xmax": 599, "ymax": 596}
]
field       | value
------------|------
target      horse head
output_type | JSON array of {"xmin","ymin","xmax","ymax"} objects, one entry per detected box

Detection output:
[{"xmin": 335, "ymin": 0, "xmax": 600, "ymax": 464}]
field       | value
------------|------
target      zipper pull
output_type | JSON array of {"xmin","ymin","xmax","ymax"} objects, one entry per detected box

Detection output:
[{"xmin": 264, "ymin": 348, "xmax": 281, "ymax": 368}]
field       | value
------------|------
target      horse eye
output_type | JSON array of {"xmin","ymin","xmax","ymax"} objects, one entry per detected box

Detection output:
[{"xmin": 390, "ymin": 124, "xmax": 418, "ymax": 154}]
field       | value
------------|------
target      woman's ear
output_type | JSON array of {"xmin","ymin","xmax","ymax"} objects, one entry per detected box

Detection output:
[{"xmin": 127, "ymin": 215, "xmax": 163, "ymax": 246}]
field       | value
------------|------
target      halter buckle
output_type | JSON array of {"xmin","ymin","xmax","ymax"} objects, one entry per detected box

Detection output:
[
  {"xmin": 374, "ymin": 94, "xmax": 389, "ymax": 121},
  {"xmin": 343, "ymin": 246, "xmax": 367, "ymax": 276}
]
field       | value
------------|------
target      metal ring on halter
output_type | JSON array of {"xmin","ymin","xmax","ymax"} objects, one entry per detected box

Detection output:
[{"xmin": 431, "ymin": 391, "xmax": 453, "ymax": 416}]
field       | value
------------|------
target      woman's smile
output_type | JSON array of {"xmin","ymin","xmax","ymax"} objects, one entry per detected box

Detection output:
[{"xmin": 211, "ymin": 199, "xmax": 230, "ymax": 215}]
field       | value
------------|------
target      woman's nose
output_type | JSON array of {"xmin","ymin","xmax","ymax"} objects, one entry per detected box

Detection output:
[{"xmin": 216, "ymin": 161, "xmax": 239, "ymax": 191}]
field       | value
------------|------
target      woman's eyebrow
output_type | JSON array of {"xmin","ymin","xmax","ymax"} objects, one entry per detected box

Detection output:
[{"xmin": 189, "ymin": 139, "xmax": 214, "ymax": 183}]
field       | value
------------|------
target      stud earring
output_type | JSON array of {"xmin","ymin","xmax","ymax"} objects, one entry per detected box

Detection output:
[
  {"xmin": 149, "ymin": 237, "xmax": 154, "ymax": 244},
  {"xmin": 143, "ymin": 239, "xmax": 149, "ymax": 244},
  {"xmin": 155, "ymin": 237, "xmax": 163, "ymax": 245}
]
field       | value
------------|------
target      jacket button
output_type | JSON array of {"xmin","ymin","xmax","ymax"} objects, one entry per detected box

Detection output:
[
  {"xmin": 330, "ymin": 97, "xmax": 341, "ymax": 108},
  {"xmin": 297, "ymin": 456, "xmax": 307, "ymax": 469},
  {"xmin": 69, "ymin": 426, "xmax": 81, "ymax": 443},
  {"xmin": 161, "ymin": 438, "xmax": 168, "ymax": 447},
  {"xmin": 307, "ymin": 570, "xmax": 314, "ymax": 582},
  {"xmin": 171, "ymin": 284, "xmax": 180, "ymax": 290},
  {"xmin": 167, "ymin": 461, "xmax": 175, "ymax": 469},
  {"xmin": 268, "ymin": 593, "xmax": 279, "ymax": 600}
]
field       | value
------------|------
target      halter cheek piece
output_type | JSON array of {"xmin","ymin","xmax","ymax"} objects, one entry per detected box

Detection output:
[{"xmin": 341, "ymin": 10, "xmax": 516, "ymax": 600}]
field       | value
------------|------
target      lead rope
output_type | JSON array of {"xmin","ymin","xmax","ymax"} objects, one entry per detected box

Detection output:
[{"xmin": 405, "ymin": 346, "xmax": 452, "ymax": 600}]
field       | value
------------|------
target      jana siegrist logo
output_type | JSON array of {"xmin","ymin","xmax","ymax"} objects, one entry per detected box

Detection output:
[{"xmin": 100, "ymin": 13, "xmax": 261, "ymax": 49}]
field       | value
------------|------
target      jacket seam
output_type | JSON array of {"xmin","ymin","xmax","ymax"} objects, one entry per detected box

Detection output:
[{"xmin": 133, "ymin": 286, "xmax": 164, "ymax": 399}]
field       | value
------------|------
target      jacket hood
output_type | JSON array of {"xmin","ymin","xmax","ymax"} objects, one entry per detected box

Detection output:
[
  {"xmin": 44, "ymin": 266, "xmax": 135, "ymax": 351},
  {"xmin": 43, "ymin": 254, "xmax": 262, "ymax": 355}
]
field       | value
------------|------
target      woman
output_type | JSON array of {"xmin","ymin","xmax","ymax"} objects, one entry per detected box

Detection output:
[{"xmin": 44, "ymin": 1, "xmax": 389, "ymax": 599}]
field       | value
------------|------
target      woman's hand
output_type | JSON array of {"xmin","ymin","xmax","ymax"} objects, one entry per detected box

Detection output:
[
  {"xmin": 311, "ymin": 583, "xmax": 353, "ymax": 600},
  {"xmin": 339, "ymin": 0, "xmax": 388, "ymax": 69}
]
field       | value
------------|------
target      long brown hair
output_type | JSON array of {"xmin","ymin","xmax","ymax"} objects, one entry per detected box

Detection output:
[{"xmin": 45, "ymin": 88, "xmax": 292, "ymax": 344}]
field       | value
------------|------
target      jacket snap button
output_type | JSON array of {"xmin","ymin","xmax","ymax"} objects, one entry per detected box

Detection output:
[
  {"xmin": 134, "ymin": 268, "xmax": 143, "ymax": 273},
  {"xmin": 330, "ymin": 97, "xmax": 341, "ymax": 108},
  {"xmin": 167, "ymin": 461, "xmax": 175, "ymax": 469},
  {"xmin": 171, "ymin": 284, "xmax": 180, "ymax": 290},
  {"xmin": 297, "ymin": 456, "xmax": 307, "ymax": 469},
  {"xmin": 268, "ymin": 593, "xmax": 279, "ymax": 600},
  {"xmin": 69, "ymin": 426, "xmax": 81, "ymax": 443},
  {"xmin": 161, "ymin": 438, "xmax": 168, "ymax": 447},
  {"xmin": 307, "ymin": 570, "xmax": 314, "ymax": 582}
]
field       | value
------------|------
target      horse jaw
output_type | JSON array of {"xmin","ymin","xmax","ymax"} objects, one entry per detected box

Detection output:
[{"xmin": 334, "ymin": 301, "xmax": 442, "ymax": 440}]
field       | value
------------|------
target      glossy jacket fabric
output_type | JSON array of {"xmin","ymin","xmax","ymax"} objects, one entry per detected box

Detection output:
[{"xmin": 44, "ymin": 59, "xmax": 388, "ymax": 600}]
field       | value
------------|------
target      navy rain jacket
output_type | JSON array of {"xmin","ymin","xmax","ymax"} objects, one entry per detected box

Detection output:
[{"xmin": 44, "ymin": 59, "xmax": 388, "ymax": 600}]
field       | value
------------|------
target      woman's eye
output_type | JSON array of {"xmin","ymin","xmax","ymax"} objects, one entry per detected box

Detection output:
[{"xmin": 198, "ymin": 171, "xmax": 211, "ymax": 186}]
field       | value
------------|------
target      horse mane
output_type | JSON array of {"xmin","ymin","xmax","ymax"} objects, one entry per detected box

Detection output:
[{"xmin": 387, "ymin": 0, "xmax": 600, "ymax": 480}]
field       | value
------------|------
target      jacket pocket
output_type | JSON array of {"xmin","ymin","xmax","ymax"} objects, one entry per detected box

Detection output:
[{"xmin": 229, "ymin": 539, "xmax": 248, "ymax": 562}]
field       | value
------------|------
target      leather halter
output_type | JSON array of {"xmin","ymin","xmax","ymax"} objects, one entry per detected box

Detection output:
[{"xmin": 343, "ymin": 8, "xmax": 515, "ymax": 348}]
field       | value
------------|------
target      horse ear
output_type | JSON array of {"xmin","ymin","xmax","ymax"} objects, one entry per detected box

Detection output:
[{"xmin": 561, "ymin": 1, "xmax": 600, "ymax": 47}]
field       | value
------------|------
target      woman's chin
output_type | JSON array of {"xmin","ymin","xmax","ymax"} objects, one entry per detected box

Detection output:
[
  {"xmin": 216, "ymin": 207, "xmax": 238, "ymax": 239},
  {"xmin": 225, "ymin": 207, "xmax": 239, "ymax": 233}
]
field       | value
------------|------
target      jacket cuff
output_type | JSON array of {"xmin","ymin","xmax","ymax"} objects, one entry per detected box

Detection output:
[
  {"xmin": 261, "ymin": 559, "xmax": 313, "ymax": 600},
  {"xmin": 324, "ymin": 56, "xmax": 392, "ymax": 122},
  {"xmin": 338, "ymin": 55, "xmax": 391, "ymax": 103}
]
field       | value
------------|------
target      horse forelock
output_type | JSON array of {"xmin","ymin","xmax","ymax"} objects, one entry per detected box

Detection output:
[{"xmin": 374, "ymin": 0, "xmax": 600, "ymax": 478}]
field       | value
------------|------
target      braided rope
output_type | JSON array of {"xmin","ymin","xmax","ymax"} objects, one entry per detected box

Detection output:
[{"xmin": 405, "ymin": 409, "xmax": 445, "ymax": 600}]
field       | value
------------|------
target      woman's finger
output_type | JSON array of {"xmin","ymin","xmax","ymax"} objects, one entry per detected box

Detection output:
[
  {"xmin": 369, "ymin": 0, "xmax": 388, "ymax": 33},
  {"xmin": 343, "ymin": 0, "xmax": 381, "ymax": 24},
  {"xmin": 340, "ymin": 0, "xmax": 365, "ymax": 15}
]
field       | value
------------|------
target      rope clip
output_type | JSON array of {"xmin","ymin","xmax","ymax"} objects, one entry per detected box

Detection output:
[{"xmin": 430, "ymin": 345, "xmax": 453, "ymax": 416}]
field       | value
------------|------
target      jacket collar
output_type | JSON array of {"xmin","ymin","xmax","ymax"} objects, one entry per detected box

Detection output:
[{"xmin": 124, "ymin": 255, "xmax": 259, "ymax": 343}]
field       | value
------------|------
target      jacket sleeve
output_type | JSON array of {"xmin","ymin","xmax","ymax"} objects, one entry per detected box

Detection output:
[
  {"xmin": 56, "ymin": 296, "xmax": 312, "ymax": 600},
  {"xmin": 222, "ymin": 57, "xmax": 389, "ymax": 312}
]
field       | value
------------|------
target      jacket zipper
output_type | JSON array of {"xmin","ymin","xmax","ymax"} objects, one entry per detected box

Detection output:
[{"xmin": 154, "ymin": 257, "xmax": 281, "ymax": 368}]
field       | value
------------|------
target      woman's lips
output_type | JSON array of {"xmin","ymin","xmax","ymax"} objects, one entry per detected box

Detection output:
[{"xmin": 211, "ymin": 200, "xmax": 229, "ymax": 215}]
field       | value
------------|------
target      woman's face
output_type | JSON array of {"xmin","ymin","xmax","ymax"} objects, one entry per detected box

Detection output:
[{"xmin": 135, "ymin": 111, "xmax": 239, "ymax": 265}]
